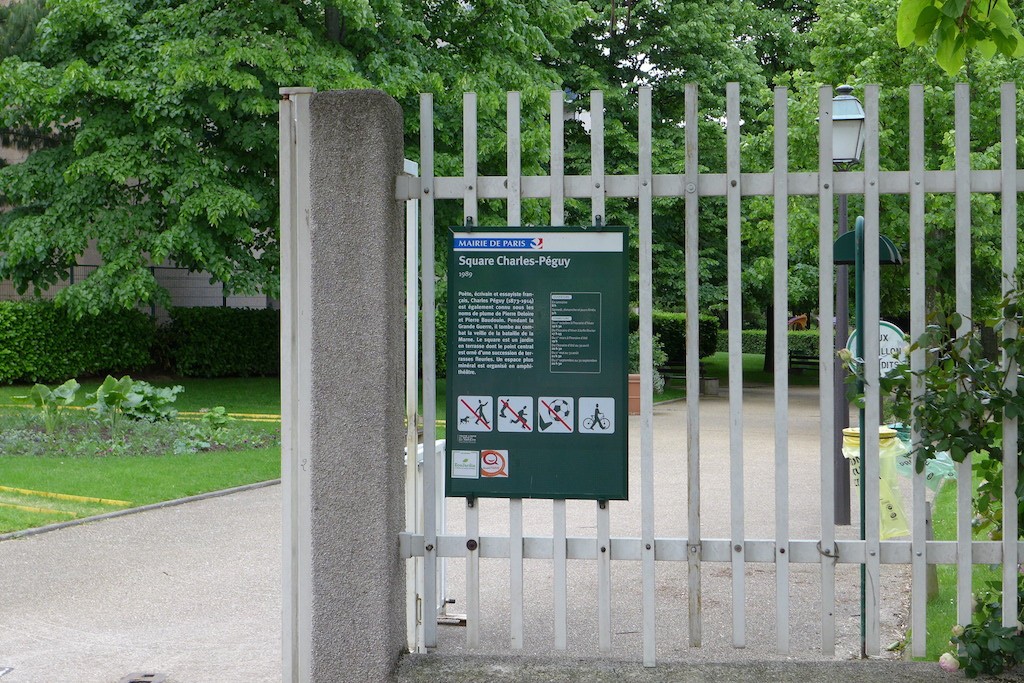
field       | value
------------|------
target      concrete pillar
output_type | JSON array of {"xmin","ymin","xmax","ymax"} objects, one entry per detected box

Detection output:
[{"xmin": 280, "ymin": 88, "xmax": 406, "ymax": 682}]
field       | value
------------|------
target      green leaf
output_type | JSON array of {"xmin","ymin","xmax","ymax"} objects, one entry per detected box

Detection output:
[
  {"xmin": 27, "ymin": 383, "xmax": 52, "ymax": 409},
  {"xmin": 898, "ymin": 0, "xmax": 939, "ymax": 46},
  {"xmin": 914, "ymin": 6, "xmax": 943, "ymax": 43},
  {"xmin": 52, "ymin": 378, "xmax": 79, "ymax": 405},
  {"xmin": 940, "ymin": 0, "xmax": 968, "ymax": 18}
]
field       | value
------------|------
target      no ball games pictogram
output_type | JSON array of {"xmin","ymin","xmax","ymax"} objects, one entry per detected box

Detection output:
[
  {"xmin": 497, "ymin": 396, "xmax": 533, "ymax": 432},
  {"xmin": 538, "ymin": 397, "xmax": 573, "ymax": 433}
]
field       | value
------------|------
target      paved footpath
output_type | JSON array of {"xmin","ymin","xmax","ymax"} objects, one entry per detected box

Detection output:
[
  {"xmin": 0, "ymin": 487, "xmax": 281, "ymax": 683},
  {"xmin": 1, "ymin": 387, "xmax": 1010, "ymax": 681}
]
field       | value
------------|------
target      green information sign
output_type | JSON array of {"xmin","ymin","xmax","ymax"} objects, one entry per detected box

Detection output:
[{"xmin": 445, "ymin": 226, "xmax": 628, "ymax": 500}]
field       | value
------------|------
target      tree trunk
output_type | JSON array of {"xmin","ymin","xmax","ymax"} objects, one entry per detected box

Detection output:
[
  {"xmin": 326, "ymin": 8, "xmax": 341, "ymax": 43},
  {"xmin": 764, "ymin": 304, "xmax": 774, "ymax": 373}
]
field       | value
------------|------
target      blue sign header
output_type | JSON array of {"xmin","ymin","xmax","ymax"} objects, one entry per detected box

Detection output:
[{"xmin": 453, "ymin": 237, "xmax": 544, "ymax": 250}]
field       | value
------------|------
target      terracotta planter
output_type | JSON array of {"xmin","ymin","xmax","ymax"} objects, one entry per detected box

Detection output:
[{"xmin": 628, "ymin": 373, "xmax": 641, "ymax": 415}]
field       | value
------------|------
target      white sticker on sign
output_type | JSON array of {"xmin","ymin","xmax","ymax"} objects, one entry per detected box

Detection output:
[
  {"xmin": 497, "ymin": 396, "xmax": 533, "ymax": 432},
  {"xmin": 456, "ymin": 395, "xmax": 493, "ymax": 432},
  {"xmin": 452, "ymin": 451, "xmax": 480, "ymax": 479},
  {"xmin": 537, "ymin": 397, "xmax": 574, "ymax": 433},
  {"xmin": 578, "ymin": 397, "xmax": 614, "ymax": 434}
]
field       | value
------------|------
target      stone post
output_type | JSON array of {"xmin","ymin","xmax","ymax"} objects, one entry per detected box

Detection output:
[{"xmin": 280, "ymin": 88, "xmax": 406, "ymax": 682}]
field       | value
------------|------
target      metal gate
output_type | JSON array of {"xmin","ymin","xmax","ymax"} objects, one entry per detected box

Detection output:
[{"xmin": 397, "ymin": 83, "xmax": 1022, "ymax": 663}]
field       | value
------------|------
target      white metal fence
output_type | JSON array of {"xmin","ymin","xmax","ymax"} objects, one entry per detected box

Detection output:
[{"xmin": 397, "ymin": 83, "xmax": 1022, "ymax": 663}]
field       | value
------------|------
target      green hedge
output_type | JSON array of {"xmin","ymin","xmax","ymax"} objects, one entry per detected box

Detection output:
[
  {"xmin": 164, "ymin": 307, "xmax": 279, "ymax": 377},
  {"xmin": 715, "ymin": 329, "xmax": 820, "ymax": 356},
  {"xmin": 629, "ymin": 310, "xmax": 719, "ymax": 363},
  {"xmin": 0, "ymin": 301, "xmax": 154, "ymax": 384},
  {"xmin": 435, "ymin": 305, "xmax": 447, "ymax": 378}
]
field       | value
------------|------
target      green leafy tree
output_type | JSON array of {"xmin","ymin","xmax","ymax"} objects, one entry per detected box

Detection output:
[
  {"xmin": 0, "ymin": 0, "xmax": 588, "ymax": 315},
  {"xmin": 896, "ymin": 0, "xmax": 1024, "ymax": 75},
  {"xmin": 741, "ymin": 0, "xmax": 1024, "ymax": 328},
  {"xmin": 0, "ymin": 0, "xmax": 47, "ymax": 61},
  {"xmin": 546, "ymin": 0, "xmax": 777, "ymax": 314},
  {"xmin": 0, "ymin": 0, "xmax": 49, "ymax": 158}
]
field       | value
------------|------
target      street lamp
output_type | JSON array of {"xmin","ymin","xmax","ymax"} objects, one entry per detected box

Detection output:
[
  {"xmin": 832, "ymin": 84, "xmax": 865, "ymax": 527},
  {"xmin": 832, "ymin": 85, "xmax": 866, "ymax": 166}
]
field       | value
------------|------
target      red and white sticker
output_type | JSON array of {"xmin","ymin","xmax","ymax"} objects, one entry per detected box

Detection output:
[{"xmin": 480, "ymin": 449, "xmax": 509, "ymax": 478}]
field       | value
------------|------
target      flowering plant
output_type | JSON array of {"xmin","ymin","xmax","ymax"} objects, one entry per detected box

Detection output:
[{"xmin": 944, "ymin": 581, "xmax": 1024, "ymax": 678}]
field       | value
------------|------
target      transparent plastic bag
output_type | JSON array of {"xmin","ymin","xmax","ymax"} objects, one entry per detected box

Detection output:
[
  {"xmin": 890, "ymin": 423, "xmax": 957, "ymax": 492},
  {"xmin": 842, "ymin": 426, "xmax": 910, "ymax": 539}
]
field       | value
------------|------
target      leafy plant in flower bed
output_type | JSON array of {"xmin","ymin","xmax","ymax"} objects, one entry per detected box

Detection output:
[
  {"xmin": 943, "ymin": 577, "xmax": 1024, "ymax": 677},
  {"xmin": 5, "ymin": 376, "xmax": 278, "ymax": 457},
  {"xmin": 850, "ymin": 288, "xmax": 1024, "ymax": 677},
  {"xmin": 0, "ymin": 407, "xmax": 278, "ymax": 458},
  {"xmin": 13, "ymin": 378, "xmax": 80, "ymax": 433}
]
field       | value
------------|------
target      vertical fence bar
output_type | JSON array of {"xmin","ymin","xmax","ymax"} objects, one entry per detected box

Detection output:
[
  {"xmin": 862, "ymin": 85, "xmax": 882, "ymax": 657},
  {"xmin": 507, "ymin": 91, "xmax": 522, "ymax": 227},
  {"xmin": 725, "ymin": 82, "xmax": 746, "ymax": 649},
  {"xmin": 279, "ymin": 87, "xmax": 315, "ymax": 683},
  {"xmin": 279, "ymin": 89, "xmax": 297, "ymax": 683},
  {"xmin": 549, "ymin": 90, "xmax": 569, "ymax": 652},
  {"xmin": 908, "ymin": 84, "xmax": 928, "ymax": 659},
  {"xmin": 591, "ymin": 89, "xmax": 613, "ymax": 653},
  {"xmin": 1000, "ymin": 81, "xmax": 1018, "ymax": 629},
  {"xmin": 509, "ymin": 498, "xmax": 524, "ymax": 648},
  {"xmin": 463, "ymin": 91, "xmax": 481, "ymax": 649},
  {"xmin": 772, "ymin": 86, "xmax": 791, "ymax": 655},
  {"xmin": 404, "ymin": 159, "xmax": 422, "ymax": 653},
  {"xmin": 684, "ymin": 81, "xmax": 703, "ymax": 648},
  {"xmin": 638, "ymin": 85, "xmax": 657, "ymax": 667},
  {"xmin": 419, "ymin": 93, "xmax": 439, "ymax": 650},
  {"xmin": 954, "ymin": 82, "xmax": 973, "ymax": 633},
  {"xmin": 506, "ymin": 91, "xmax": 525, "ymax": 650},
  {"xmin": 816, "ymin": 86, "xmax": 837, "ymax": 656},
  {"xmin": 279, "ymin": 90, "xmax": 295, "ymax": 681}
]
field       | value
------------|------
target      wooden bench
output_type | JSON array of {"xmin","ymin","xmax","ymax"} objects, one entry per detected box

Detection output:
[{"xmin": 789, "ymin": 353, "xmax": 819, "ymax": 372}]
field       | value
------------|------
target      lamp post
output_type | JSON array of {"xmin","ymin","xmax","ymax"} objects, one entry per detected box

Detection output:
[
  {"xmin": 835, "ymin": 217, "xmax": 902, "ymax": 656},
  {"xmin": 831, "ymin": 85, "xmax": 865, "ymax": 526}
]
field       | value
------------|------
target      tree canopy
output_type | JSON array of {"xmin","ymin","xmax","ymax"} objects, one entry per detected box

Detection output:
[
  {"xmin": 1, "ymin": 0, "xmax": 1019, "ymax": 321},
  {"xmin": 0, "ymin": 0, "xmax": 587, "ymax": 314}
]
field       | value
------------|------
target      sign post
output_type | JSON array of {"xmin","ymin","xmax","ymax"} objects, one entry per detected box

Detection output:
[
  {"xmin": 446, "ymin": 226, "xmax": 628, "ymax": 500},
  {"xmin": 835, "ymin": 215, "xmax": 903, "ymax": 658}
]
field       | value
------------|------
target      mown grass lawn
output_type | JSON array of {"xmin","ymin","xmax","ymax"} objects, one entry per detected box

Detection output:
[
  {"xmin": 0, "ymin": 377, "xmax": 282, "ymax": 534},
  {"xmin": 922, "ymin": 464, "xmax": 1003, "ymax": 660}
]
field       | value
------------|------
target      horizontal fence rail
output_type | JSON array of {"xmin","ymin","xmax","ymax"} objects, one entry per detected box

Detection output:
[
  {"xmin": 401, "ymin": 83, "xmax": 1022, "ymax": 664},
  {"xmin": 395, "ymin": 170, "xmax": 1024, "ymax": 201}
]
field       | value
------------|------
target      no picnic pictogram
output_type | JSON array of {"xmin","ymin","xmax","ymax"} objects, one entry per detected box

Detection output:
[
  {"xmin": 497, "ymin": 396, "xmax": 533, "ymax": 432},
  {"xmin": 537, "ymin": 397, "xmax": 573, "ymax": 433},
  {"xmin": 457, "ymin": 395, "xmax": 493, "ymax": 432}
]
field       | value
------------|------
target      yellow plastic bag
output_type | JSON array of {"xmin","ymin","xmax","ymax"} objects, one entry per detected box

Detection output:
[{"xmin": 842, "ymin": 426, "xmax": 910, "ymax": 540}]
